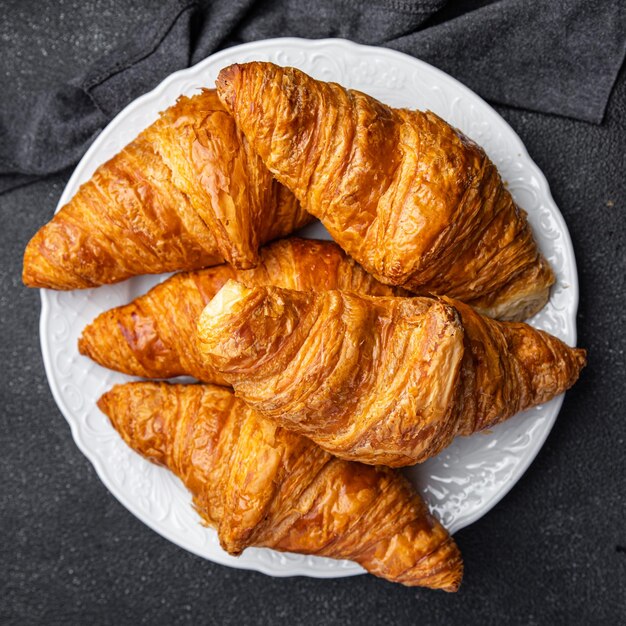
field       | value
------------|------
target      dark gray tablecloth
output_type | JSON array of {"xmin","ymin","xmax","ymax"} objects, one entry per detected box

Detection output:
[
  {"xmin": 1, "ymin": 1, "xmax": 625, "ymax": 624},
  {"xmin": 2, "ymin": 0, "xmax": 624, "ymax": 194}
]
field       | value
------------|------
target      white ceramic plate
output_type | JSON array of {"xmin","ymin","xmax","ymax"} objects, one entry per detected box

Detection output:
[{"xmin": 40, "ymin": 38, "xmax": 579, "ymax": 579}]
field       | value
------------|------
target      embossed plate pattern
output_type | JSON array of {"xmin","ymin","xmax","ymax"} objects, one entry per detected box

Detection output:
[{"xmin": 40, "ymin": 38, "xmax": 579, "ymax": 579}]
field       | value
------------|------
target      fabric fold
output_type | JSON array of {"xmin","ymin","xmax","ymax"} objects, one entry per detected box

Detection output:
[{"xmin": 1, "ymin": 0, "xmax": 624, "ymax": 195}]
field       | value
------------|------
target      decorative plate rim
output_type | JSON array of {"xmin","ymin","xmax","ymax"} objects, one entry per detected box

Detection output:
[{"xmin": 39, "ymin": 37, "xmax": 579, "ymax": 579}]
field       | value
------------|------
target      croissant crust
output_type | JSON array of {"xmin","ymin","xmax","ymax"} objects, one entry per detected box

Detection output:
[
  {"xmin": 78, "ymin": 238, "xmax": 403, "ymax": 383},
  {"xmin": 23, "ymin": 89, "xmax": 309, "ymax": 290},
  {"xmin": 99, "ymin": 382, "xmax": 463, "ymax": 590},
  {"xmin": 197, "ymin": 282, "xmax": 586, "ymax": 466},
  {"xmin": 217, "ymin": 62, "xmax": 555, "ymax": 321}
]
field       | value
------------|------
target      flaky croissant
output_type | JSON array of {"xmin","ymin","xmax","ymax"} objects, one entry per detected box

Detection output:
[
  {"xmin": 216, "ymin": 62, "xmax": 555, "ymax": 321},
  {"xmin": 197, "ymin": 281, "xmax": 586, "ymax": 467},
  {"xmin": 99, "ymin": 382, "xmax": 463, "ymax": 590},
  {"xmin": 78, "ymin": 238, "xmax": 402, "ymax": 383},
  {"xmin": 23, "ymin": 89, "xmax": 310, "ymax": 289}
]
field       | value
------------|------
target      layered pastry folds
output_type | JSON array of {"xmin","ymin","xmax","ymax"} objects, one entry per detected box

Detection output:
[
  {"xmin": 23, "ymin": 89, "xmax": 310, "ymax": 289},
  {"xmin": 197, "ymin": 282, "xmax": 586, "ymax": 466},
  {"xmin": 216, "ymin": 62, "xmax": 554, "ymax": 320},
  {"xmin": 79, "ymin": 238, "xmax": 402, "ymax": 383},
  {"xmin": 99, "ymin": 382, "xmax": 463, "ymax": 590}
]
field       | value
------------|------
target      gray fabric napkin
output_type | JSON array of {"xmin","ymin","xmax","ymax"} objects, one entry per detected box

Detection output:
[{"xmin": 1, "ymin": 0, "xmax": 624, "ymax": 194}]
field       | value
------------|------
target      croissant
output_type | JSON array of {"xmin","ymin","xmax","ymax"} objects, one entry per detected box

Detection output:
[
  {"xmin": 78, "ymin": 238, "xmax": 403, "ymax": 383},
  {"xmin": 99, "ymin": 382, "xmax": 463, "ymax": 590},
  {"xmin": 23, "ymin": 89, "xmax": 310, "ymax": 289},
  {"xmin": 216, "ymin": 62, "xmax": 555, "ymax": 321},
  {"xmin": 197, "ymin": 281, "xmax": 586, "ymax": 467}
]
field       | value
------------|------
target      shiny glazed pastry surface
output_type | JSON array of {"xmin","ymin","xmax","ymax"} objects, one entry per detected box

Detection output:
[
  {"xmin": 99, "ymin": 382, "xmax": 463, "ymax": 590},
  {"xmin": 23, "ymin": 89, "xmax": 309, "ymax": 289},
  {"xmin": 79, "ymin": 238, "xmax": 403, "ymax": 383},
  {"xmin": 197, "ymin": 282, "xmax": 586, "ymax": 466},
  {"xmin": 216, "ymin": 62, "xmax": 555, "ymax": 321}
]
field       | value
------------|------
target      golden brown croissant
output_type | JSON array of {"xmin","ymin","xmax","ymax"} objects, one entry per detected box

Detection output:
[
  {"xmin": 23, "ymin": 89, "xmax": 310, "ymax": 289},
  {"xmin": 197, "ymin": 281, "xmax": 586, "ymax": 466},
  {"xmin": 78, "ymin": 238, "xmax": 402, "ymax": 383},
  {"xmin": 216, "ymin": 62, "xmax": 555, "ymax": 321},
  {"xmin": 98, "ymin": 381, "xmax": 463, "ymax": 590}
]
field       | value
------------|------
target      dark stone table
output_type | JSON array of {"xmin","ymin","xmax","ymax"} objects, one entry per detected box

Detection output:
[{"xmin": 2, "ymin": 1, "xmax": 624, "ymax": 624}]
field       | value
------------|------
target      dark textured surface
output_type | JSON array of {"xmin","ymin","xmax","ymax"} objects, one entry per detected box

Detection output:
[
  {"xmin": 1, "ymin": 2, "xmax": 625, "ymax": 625},
  {"xmin": 2, "ymin": 0, "xmax": 625, "ymax": 196}
]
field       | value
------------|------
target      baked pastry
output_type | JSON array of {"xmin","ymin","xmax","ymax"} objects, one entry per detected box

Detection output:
[
  {"xmin": 99, "ymin": 382, "xmax": 463, "ymax": 590},
  {"xmin": 23, "ymin": 89, "xmax": 310, "ymax": 289},
  {"xmin": 197, "ymin": 281, "xmax": 586, "ymax": 466},
  {"xmin": 216, "ymin": 62, "xmax": 554, "ymax": 321},
  {"xmin": 78, "ymin": 238, "xmax": 403, "ymax": 383}
]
